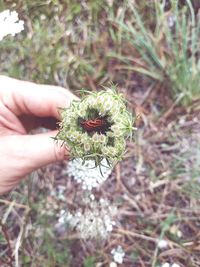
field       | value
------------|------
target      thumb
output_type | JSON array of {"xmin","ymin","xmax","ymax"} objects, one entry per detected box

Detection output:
[
  {"xmin": 21, "ymin": 131, "xmax": 69, "ymax": 170},
  {"xmin": 0, "ymin": 131, "xmax": 69, "ymax": 178}
]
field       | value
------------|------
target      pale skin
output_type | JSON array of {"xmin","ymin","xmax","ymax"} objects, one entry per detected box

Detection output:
[{"xmin": 0, "ymin": 75, "xmax": 78, "ymax": 195}]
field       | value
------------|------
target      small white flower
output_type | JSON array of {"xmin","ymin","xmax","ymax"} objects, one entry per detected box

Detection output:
[
  {"xmin": 109, "ymin": 262, "xmax": 117, "ymax": 267},
  {"xmin": 157, "ymin": 239, "xmax": 168, "ymax": 249},
  {"xmin": 0, "ymin": 9, "xmax": 24, "ymax": 41},
  {"xmin": 161, "ymin": 263, "xmax": 170, "ymax": 267},
  {"xmin": 171, "ymin": 264, "xmax": 180, "ymax": 267},
  {"xmin": 111, "ymin": 246, "xmax": 125, "ymax": 264},
  {"xmin": 40, "ymin": 14, "xmax": 46, "ymax": 20},
  {"xmin": 90, "ymin": 194, "xmax": 95, "ymax": 201},
  {"xmin": 106, "ymin": 224, "xmax": 113, "ymax": 232}
]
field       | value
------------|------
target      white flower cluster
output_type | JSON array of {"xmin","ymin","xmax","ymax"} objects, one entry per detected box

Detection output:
[
  {"xmin": 56, "ymin": 197, "xmax": 117, "ymax": 239},
  {"xmin": 0, "ymin": 10, "xmax": 24, "ymax": 41},
  {"xmin": 66, "ymin": 158, "xmax": 112, "ymax": 190},
  {"xmin": 111, "ymin": 245, "xmax": 125, "ymax": 264}
]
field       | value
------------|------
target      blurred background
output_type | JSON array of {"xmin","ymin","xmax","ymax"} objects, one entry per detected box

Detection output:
[{"xmin": 0, "ymin": 1, "xmax": 200, "ymax": 267}]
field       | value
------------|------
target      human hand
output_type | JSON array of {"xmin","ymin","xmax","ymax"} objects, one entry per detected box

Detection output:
[{"xmin": 0, "ymin": 76, "xmax": 78, "ymax": 195}]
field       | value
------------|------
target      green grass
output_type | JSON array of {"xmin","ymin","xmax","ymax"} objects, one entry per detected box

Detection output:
[
  {"xmin": 113, "ymin": 0, "xmax": 200, "ymax": 105},
  {"xmin": 83, "ymin": 256, "xmax": 96, "ymax": 267}
]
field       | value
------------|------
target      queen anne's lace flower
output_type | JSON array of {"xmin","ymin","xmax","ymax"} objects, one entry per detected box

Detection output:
[
  {"xmin": 66, "ymin": 158, "xmax": 112, "ymax": 190},
  {"xmin": 56, "ymin": 197, "xmax": 117, "ymax": 239},
  {"xmin": 0, "ymin": 10, "xmax": 24, "ymax": 41},
  {"xmin": 56, "ymin": 86, "xmax": 134, "ymax": 167}
]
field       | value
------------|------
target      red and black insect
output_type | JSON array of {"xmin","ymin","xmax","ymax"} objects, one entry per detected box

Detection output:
[{"xmin": 79, "ymin": 117, "xmax": 110, "ymax": 134}]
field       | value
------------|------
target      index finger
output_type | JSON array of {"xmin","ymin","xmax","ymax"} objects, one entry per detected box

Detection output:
[{"xmin": 0, "ymin": 76, "xmax": 79, "ymax": 120}]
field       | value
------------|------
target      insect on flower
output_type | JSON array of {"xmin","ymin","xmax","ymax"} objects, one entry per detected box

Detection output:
[
  {"xmin": 56, "ymin": 86, "xmax": 135, "ymax": 167},
  {"xmin": 79, "ymin": 117, "xmax": 111, "ymax": 134}
]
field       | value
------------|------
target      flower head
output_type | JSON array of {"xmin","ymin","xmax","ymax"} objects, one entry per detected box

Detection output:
[
  {"xmin": 56, "ymin": 197, "xmax": 117, "ymax": 239},
  {"xmin": 0, "ymin": 10, "xmax": 24, "ymax": 41},
  {"xmin": 56, "ymin": 85, "xmax": 135, "ymax": 167}
]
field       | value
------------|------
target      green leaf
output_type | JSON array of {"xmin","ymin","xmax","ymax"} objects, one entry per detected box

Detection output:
[{"xmin": 83, "ymin": 256, "xmax": 96, "ymax": 267}]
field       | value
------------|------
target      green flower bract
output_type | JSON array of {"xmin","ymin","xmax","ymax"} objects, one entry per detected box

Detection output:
[{"xmin": 56, "ymin": 86, "xmax": 135, "ymax": 167}]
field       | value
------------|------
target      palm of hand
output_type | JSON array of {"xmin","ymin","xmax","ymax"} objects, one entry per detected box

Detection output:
[{"xmin": 0, "ymin": 76, "xmax": 77, "ymax": 195}]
